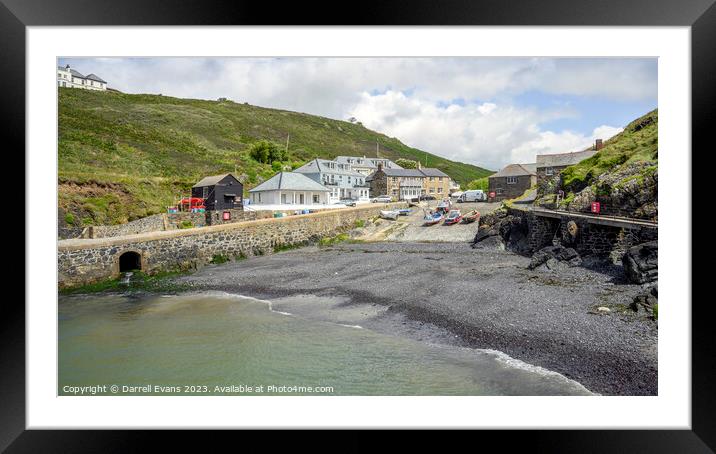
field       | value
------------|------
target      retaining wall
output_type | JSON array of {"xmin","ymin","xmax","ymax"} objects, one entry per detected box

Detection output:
[{"xmin": 58, "ymin": 202, "xmax": 406, "ymax": 289}]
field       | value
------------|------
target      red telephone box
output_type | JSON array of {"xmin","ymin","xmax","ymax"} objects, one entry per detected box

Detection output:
[
  {"xmin": 223, "ymin": 211, "xmax": 231, "ymax": 221},
  {"xmin": 591, "ymin": 202, "xmax": 601, "ymax": 214}
]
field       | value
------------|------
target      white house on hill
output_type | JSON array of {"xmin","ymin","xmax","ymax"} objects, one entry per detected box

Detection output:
[
  {"xmin": 57, "ymin": 64, "xmax": 107, "ymax": 91},
  {"xmin": 248, "ymin": 172, "xmax": 330, "ymax": 206}
]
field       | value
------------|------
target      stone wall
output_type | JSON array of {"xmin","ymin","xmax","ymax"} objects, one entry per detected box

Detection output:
[
  {"xmin": 58, "ymin": 202, "xmax": 406, "ymax": 289},
  {"xmin": 506, "ymin": 207, "xmax": 657, "ymax": 261},
  {"xmin": 204, "ymin": 208, "xmax": 271, "ymax": 226},
  {"xmin": 88, "ymin": 214, "xmax": 167, "ymax": 238}
]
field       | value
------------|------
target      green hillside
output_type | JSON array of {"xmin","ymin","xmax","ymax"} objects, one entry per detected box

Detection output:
[
  {"xmin": 536, "ymin": 108, "xmax": 658, "ymax": 219},
  {"xmin": 58, "ymin": 89, "xmax": 492, "ymax": 226}
]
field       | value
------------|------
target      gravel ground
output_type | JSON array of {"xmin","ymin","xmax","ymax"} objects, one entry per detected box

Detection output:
[
  {"xmin": 176, "ymin": 241, "xmax": 657, "ymax": 396},
  {"xmin": 354, "ymin": 200, "xmax": 501, "ymax": 243}
]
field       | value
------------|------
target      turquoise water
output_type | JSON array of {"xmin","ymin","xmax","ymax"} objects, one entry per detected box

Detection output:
[{"xmin": 58, "ymin": 292, "xmax": 592, "ymax": 396}]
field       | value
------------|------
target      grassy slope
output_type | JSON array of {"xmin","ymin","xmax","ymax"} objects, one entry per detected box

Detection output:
[
  {"xmin": 59, "ymin": 89, "xmax": 492, "ymax": 225},
  {"xmin": 560, "ymin": 109, "xmax": 658, "ymax": 193}
]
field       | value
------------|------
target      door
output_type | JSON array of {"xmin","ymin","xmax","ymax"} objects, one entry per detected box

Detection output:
[{"xmin": 299, "ymin": 194, "xmax": 305, "ymax": 204}]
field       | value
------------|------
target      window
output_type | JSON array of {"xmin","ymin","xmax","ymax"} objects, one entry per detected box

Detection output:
[
  {"xmin": 496, "ymin": 188, "xmax": 504, "ymax": 194},
  {"xmin": 430, "ymin": 177, "xmax": 434, "ymax": 181},
  {"xmin": 202, "ymin": 187, "xmax": 209, "ymax": 198},
  {"xmin": 429, "ymin": 188, "xmax": 435, "ymax": 193},
  {"xmin": 313, "ymin": 195, "xmax": 320, "ymax": 203},
  {"xmin": 437, "ymin": 188, "xmax": 443, "ymax": 193},
  {"xmin": 506, "ymin": 177, "xmax": 518, "ymax": 184},
  {"xmin": 545, "ymin": 167, "xmax": 554, "ymax": 176}
]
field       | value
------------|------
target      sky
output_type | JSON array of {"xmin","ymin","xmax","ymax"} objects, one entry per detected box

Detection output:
[{"xmin": 59, "ymin": 57, "xmax": 657, "ymax": 171}]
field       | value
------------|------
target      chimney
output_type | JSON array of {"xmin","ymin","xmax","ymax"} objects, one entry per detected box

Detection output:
[
  {"xmin": 65, "ymin": 64, "xmax": 70, "ymax": 70},
  {"xmin": 595, "ymin": 139, "xmax": 603, "ymax": 150}
]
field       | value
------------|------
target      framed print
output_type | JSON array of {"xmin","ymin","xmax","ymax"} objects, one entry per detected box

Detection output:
[{"xmin": 3, "ymin": 0, "xmax": 713, "ymax": 450}]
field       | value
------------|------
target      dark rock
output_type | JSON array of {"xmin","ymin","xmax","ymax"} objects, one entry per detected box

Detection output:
[
  {"xmin": 471, "ymin": 235, "xmax": 504, "ymax": 250},
  {"xmin": 528, "ymin": 245, "xmax": 582, "ymax": 270},
  {"xmin": 630, "ymin": 285, "xmax": 658, "ymax": 313},
  {"xmin": 623, "ymin": 241, "xmax": 658, "ymax": 284}
]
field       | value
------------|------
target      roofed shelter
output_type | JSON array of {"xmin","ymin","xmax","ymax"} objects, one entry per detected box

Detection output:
[
  {"xmin": 191, "ymin": 173, "xmax": 244, "ymax": 211},
  {"xmin": 248, "ymin": 172, "xmax": 330, "ymax": 206}
]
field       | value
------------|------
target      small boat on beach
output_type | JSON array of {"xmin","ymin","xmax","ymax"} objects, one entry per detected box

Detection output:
[
  {"xmin": 461, "ymin": 210, "xmax": 480, "ymax": 224},
  {"xmin": 443, "ymin": 209, "xmax": 462, "ymax": 225},
  {"xmin": 435, "ymin": 199, "xmax": 452, "ymax": 215},
  {"xmin": 423, "ymin": 211, "xmax": 443, "ymax": 226},
  {"xmin": 380, "ymin": 210, "xmax": 400, "ymax": 220}
]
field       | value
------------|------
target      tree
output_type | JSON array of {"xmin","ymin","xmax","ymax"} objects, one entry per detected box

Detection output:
[
  {"xmin": 466, "ymin": 177, "xmax": 489, "ymax": 191},
  {"xmin": 395, "ymin": 158, "xmax": 418, "ymax": 169},
  {"xmin": 248, "ymin": 140, "xmax": 287, "ymax": 164}
]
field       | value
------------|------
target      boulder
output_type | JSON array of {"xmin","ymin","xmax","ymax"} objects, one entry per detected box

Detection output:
[
  {"xmin": 528, "ymin": 245, "xmax": 582, "ymax": 270},
  {"xmin": 630, "ymin": 284, "xmax": 658, "ymax": 313},
  {"xmin": 623, "ymin": 241, "xmax": 658, "ymax": 284}
]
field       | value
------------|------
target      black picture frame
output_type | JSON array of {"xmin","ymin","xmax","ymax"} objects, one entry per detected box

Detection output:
[{"xmin": 2, "ymin": 0, "xmax": 712, "ymax": 450}]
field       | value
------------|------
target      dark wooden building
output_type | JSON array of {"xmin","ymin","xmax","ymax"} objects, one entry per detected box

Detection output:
[{"xmin": 191, "ymin": 173, "xmax": 244, "ymax": 211}]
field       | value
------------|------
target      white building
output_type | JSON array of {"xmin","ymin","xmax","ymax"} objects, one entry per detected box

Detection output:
[
  {"xmin": 294, "ymin": 158, "xmax": 369, "ymax": 204},
  {"xmin": 334, "ymin": 156, "xmax": 403, "ymax": 177},
  {"xmin": 57, "ymin": 64, "xmax": 107, "ymax": 91},
  {"xmin": 248, "ymin": 172, "xmax": 331, "ymax": 206}
]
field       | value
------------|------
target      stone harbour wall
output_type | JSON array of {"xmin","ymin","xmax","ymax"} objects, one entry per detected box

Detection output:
[
  {"xmin": 58, "ymin": 202, "xmax": 406, "ymax": 289},
  {"xmin": 505, "ymin": 207, "xmax": 657, "ymax": 261}
]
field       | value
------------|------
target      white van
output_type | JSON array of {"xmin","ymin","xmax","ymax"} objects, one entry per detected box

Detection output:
[{"xmin": 458, "ymin": 190, "xmax": 487, "ymax": 202}]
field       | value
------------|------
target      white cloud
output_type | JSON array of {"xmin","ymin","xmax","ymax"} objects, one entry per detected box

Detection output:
[
  {"xmin": 349, "ymin": 91, "xmax": 622, "ymax": 171},
  {"xmin": 60, "ymin": 57, "xmax": 650, "ymax": 170}
]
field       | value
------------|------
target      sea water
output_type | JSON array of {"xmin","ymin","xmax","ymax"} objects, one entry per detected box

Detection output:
[{"xmin": 58, "ymin": 292, "xmax": 592, "ymax": 396}]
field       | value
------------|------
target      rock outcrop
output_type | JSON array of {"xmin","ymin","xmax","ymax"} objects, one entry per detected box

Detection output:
[
  {"xmin": 528, "ymin": 245, "xmax": 582, "ymax": 271},
  {"xmin": 622, "ymin": 241, "xmax": 658, "ymax": 284},
  {"xmin": 630, "ymin": 284, "xmax": 658, "ymax": 316},
  {"xmin": 472, "ymin": 209, "xmax": 530, "ymax": 253}
]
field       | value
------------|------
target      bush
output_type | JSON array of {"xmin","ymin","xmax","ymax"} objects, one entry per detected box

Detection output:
[
  {"xmin": 248, "ymin": 140, "xmax": 287, "ymax": 164},
  {"xmin": 65, "ymin": 213, "xmax": 76, "ymax": 226},
  {"xmin": 210, "ymin": 254, "xmax": 229, "ymax": 264},
  {"xmin": 179, "ymin": 220, "xmax": 194, "ymax": 229},
  {"xmin": 395, "ymin": 158, "xmax": 418, "ymax": 169}
]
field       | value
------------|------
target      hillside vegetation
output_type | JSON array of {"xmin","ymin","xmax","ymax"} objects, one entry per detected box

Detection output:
[
  {"xmin": 536, "ymin": 109, "xmax": 658, "ymax": 219},
  {"xmin": 59, "ymin": 89, "xmax": 492, "ymax": 226}
]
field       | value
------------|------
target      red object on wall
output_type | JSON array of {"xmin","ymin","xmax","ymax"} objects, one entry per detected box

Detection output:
[
  {"xmin": 489, "ymin": 192, "xmax": 496, "ymax": 198},
  {"xmin": 223, "ymin": 211, "xmax": 231, "ymax": 220},
  {"xmin": 591, "ymin": 202, "xmax": 601, "ymax": 214}
]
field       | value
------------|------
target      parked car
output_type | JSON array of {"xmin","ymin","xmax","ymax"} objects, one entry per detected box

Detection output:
[
  {"xmin": 339, "ymin": 199, "xmax": 357, "ymax": 207},
  {"xmin": 372, "ymin": 195, "xmax": 392, "ymax": 203},
  {"xmin": 419, "ymin": 194, "xmax": 436, "ymax": 201},
  {"xmin": 458, "ymin": 189, "xmax": 487, "ymax": 202}
]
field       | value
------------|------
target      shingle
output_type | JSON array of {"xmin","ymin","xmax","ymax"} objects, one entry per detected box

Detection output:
[{"xmin": 419, "ymin": 167, "xmax": 448, "ymax": 177}]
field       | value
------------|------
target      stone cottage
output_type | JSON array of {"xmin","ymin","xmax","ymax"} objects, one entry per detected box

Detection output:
[{"xmin": 488, "ymin": 163, "xmax": 537, "ymax": 202}]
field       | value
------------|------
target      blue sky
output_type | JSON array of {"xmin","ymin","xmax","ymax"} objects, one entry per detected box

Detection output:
[{"xmin": 59, "ymin": 57, "xmax": 657, "ymax": 170}]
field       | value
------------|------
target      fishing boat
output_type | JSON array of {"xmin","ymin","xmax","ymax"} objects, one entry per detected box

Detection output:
[
  {"xmin": 461, "ymin": 210, "xmax": 480, "ymax": 224},
  {"xmin": 380, "ymin": 210, "xmax": 400, "ymax": 220},
  {"xmin": 443, "ymin": 209, "xmax": 462, "ymax": 225},
  {"xmin": 398, "ymin": 208, "xmax": 412, "ymax": 216},
  {"xmin": 435, "ymin": 199, "xmax": 452, "ymax": 214},
  {"xmin": 423, "ymin": 211, "xmax": 443, "ymax": 226}
]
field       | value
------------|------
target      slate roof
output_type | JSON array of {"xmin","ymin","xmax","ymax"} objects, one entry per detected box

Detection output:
[
  {"xmin": 192, "ymin": 173, "xmax": 240, "ymax": 188},
  {"xmin": 419, "ymin": 167, "xmax": 449, "ymax": 177},
  {"xmin": 536, "ymin": 149, "xmax": 598, "ymax": 168},
  {"xmin": 294, "ymin": 158, "xmax": 364, "ymax": 177},
  {"xmin": 58, "ymin": 65, "xmax": 106, "ymax": 83},
  {"xmin": 334, "ymin": 156, "xmax": 402, "ymax": 170},
  {"xmin": 85, "ymin": 73, "xmax": 107, "ymax": 83},
  {"xmin": 489, "ymin": 163, "xmax": 537, "ymax": 178},
  {"xmin": 249, "ymin": 172, "xmax": 330, "ymax": 192}
]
